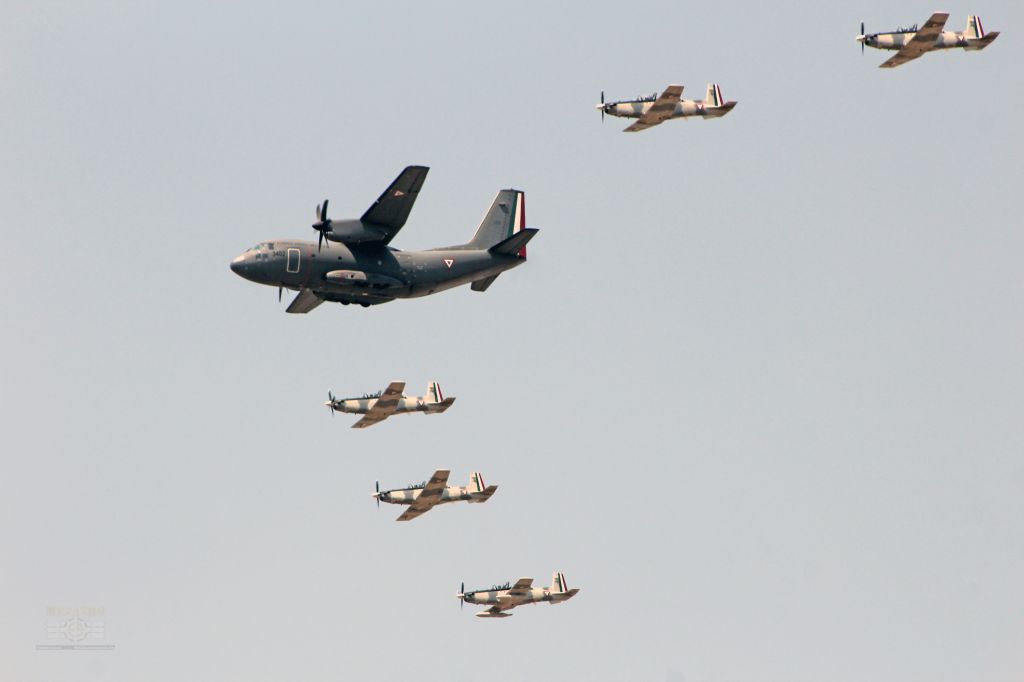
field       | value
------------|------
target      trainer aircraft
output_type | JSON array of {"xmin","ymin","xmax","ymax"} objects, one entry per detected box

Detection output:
[
  {"xmin": 326, "ymin": 381, "xmax": 454, "ymax": 429},
  {"xmin": 596, "ymin": 83, "xmax": 736, "ymax": 132},
  {"xmin": 457, "ymin": 573, "xmax": 579, "ymax": 618},
  {"xmin": 857, "ymin": 13, "xmax": 999, "ymax": 68},
  {"xmin": 373, "ymin": 469, "xmax": 497, "ymax": 521},
  {"xmin": 230, "ymin": 166, "xmax": 537, "ymax": 311}
]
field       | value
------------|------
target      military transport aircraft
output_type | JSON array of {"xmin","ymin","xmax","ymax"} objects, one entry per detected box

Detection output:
[
  {"xmin": 230, "ymin": 166, "xmax": 537, "ymax": 312},
  {"xmin": 857, "ymin": 13, "xmax": 999, "ymax": 68},
  {"xmin": 457, "ymin": 573, "xmax": 579, "ymax": 618},
  {"xmin": 326, "ymin": 381, "xmax": 454, "ymax": 429},
  {"xmin": 373, "ymin": 469, "xmax": 497, "ymax": 521},
  {"xmin": 596, "ymin": 83, "xmax": 736, "ymax": 132}
]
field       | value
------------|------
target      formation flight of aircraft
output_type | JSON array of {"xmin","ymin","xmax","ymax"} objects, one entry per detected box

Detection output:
[
  {"xmin": 373, "ymin": 469, "xmax": 498, "ymax": 521},
  {"xmin": 457, "ymin": 573, "xmax": 580, "ymax": 618},
  {"xmin": 857, "ymin": 13, "xmax": 999, "ymax": 68},
  {"xmin": 230, "ymin": 166, "xmax": 537, "ymax": 311},
  {"xmin": 326, "ymin": 381, "xmax": 455, "ymax": 429},
  {"xmin": 596, "ymin": 83, "xmax": 737, "ymax": 132}
]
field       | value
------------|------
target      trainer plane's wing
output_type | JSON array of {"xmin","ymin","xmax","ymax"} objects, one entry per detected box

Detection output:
[
  {"xmin": 285, "ymin": 288, "xmax": 324, "ymax": 314},
  {"xmin": 879, "ymin": 12, "xmax": 949, "ymax": 68},
  {"xmin": 624, "ymin": 84, "xmax": 683, "ymax": 132},
  {"xmin": 507, "ymin": 577, "xmax": 534, "ymax": 596},
  {"xmin": 360, "ymin": 166, "xmax": 429, "ymax": 244},
  {"xmin": 395, "ymin": 469, "xmax": 450, "ymax": 521},
  {"xmin": 351, "ymin": 381, "xmax": 406, "ymax": 429}
]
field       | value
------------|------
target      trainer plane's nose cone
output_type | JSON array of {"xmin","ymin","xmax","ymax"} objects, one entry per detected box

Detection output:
[{"xmin": 230, "ymin": 255, "xmax": 245, "ymax": 275}]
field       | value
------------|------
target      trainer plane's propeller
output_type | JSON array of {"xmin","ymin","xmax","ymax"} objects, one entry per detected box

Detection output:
[
  {"xmin": 859, "ymin": 21, "xmax": 866, "ymax": 53},
  {"xmin": 600, "ymin": 90, "xmax": 605, "ymax": 122},
  {"xmin": 326, "ymin": 391, "xmax": 336, "ymax": 416},
  {"xmin": 313, "ymin": 199, "xmax": 332, "ymax": 251},
  {"xmin": 374, "ymin": 481, "xmax": 380, "ymax": 508},
  {"xmin": 457, "ymin": 581, "xmax": 466, "ymax": 609}
]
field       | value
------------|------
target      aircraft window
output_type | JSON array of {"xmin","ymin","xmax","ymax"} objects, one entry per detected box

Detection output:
[{"xmin": 267, "ymin": 243, "xmax": 274, "ymax": 250}]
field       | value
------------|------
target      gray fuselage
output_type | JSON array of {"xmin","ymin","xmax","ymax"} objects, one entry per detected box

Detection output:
[{"xmin": 230, "ymin": 238, "xmax": 524, "ymax": 306}]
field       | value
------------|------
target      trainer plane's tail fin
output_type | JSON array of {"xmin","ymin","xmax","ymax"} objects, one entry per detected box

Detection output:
[
  {"xmin": 551, "ymin": 572, "xmax": 569, "ymax": 593},
  {"xmin": 966, "ymin": 15, "xmax": 985, "ymax": 38},
  {"xmin": 426, "ymin": 381, "xmax": 444, "ymax": 404},
  {"xmin": 469, "ymin": 190, "xmax": 528, "ymax": 254},
  {"xmin": 705, "ymin": 83, "xmax": 724, "ymax": 107}
]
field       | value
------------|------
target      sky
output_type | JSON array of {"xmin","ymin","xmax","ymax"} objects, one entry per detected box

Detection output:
[{"xmin": 1, "ymin": 2, "xmax": 1022, "ymax": 680}]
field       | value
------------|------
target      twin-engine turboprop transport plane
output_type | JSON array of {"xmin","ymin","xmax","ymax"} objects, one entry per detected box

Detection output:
[
  {"xmin": 326, "ymin": 381, "xmax": 455, "ymax": 429},
  {"xmin": 373, "ymin": 469, "xmax": 498, "ymax": 521},
  {"xmin": 857, "ymin": 12, "xmax": 999, "ymax": 68},
  {"xmin": 596, "ymin": 83, "xmax": 736, "ymax": 132},
  {"xmin": 230, "ymin": 166, "xmax": 538, "ymax": 312},
  {"xmin": 457, "ymin": 573, "xmax": 579, "ymax": 618}
]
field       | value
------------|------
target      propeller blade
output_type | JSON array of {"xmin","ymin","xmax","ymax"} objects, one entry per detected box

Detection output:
[
  {"xmin": 460, "ymin": 581, "xmax": 465, "ymax": 609},
  {"xmin": 316, "ymin": 203, "xmax": 321, "ymax": 222},
  {"xmin": 375, "ymin": 481, "xmax": 380, "ymax": 508},
  {"xmin": 600, "ymin": 91, "xmax": 605, "ymax": 122},
  {"xmin": 278, "ymin": 286, "xmax": 282, "ymax": 302},
  {"xmin": 861, "ymin": 21, "xmax": 865, "ymax": 54},
  {"xmin": 321, "ymin": 199, "xmax": 328, "ymax": 220},
  {"xmin": 318, "ymin": 230, "xmax": 324, "ymax": 252}
]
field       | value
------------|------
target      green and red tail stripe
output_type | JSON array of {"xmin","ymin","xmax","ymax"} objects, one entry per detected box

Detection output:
[{"xmin": 513, "ymin": 191, "xmax": 527, "ymax": 258}]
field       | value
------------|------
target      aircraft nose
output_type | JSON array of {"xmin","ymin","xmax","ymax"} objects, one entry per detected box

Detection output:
[{"xmin": 230, "ymin": 255, "xmax": 244, "ymax": 274}]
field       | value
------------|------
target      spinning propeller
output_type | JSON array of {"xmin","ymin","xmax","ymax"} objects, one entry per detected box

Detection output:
[
  {"xmin": 374, "ymin": 480, "xmax": 380, "ymax": 508},
  {"xmin": 326, "ymin": 391, "xmax": 336, "ymax": 416},
  {"xmin": 457, "ymin": 581, "xmax": 466, "ymax": 609},
  {"xmin": 599, "ymin": 91, "xmax": 605, "ymax": 122},
  {"xmin": 859, "ymin": 21, "xmax": 866, "ymax": 53},
  {"xmin": 313, "ymin": 199, "xmax": 332, "ymax": 251}
]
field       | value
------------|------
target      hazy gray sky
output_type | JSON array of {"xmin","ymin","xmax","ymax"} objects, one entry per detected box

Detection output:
[{"xmin": 2, "ymin": 2, "xmax": 1022, "ymax": 680}]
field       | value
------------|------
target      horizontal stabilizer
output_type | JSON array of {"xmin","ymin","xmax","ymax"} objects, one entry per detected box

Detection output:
[
  {"xmin": 967, "ymin": 31, "xmax": 999, "ymax": 49},
  {"xmin": 471, "ymin": 274, "xmax": 500, "ymax": 292},
  {"xmin": 469, "ymin": 485, "xmax": 498, "ymax": 503},
  {"xmin": 488, "ymin": 228, "xmax": 538, "ymax": 257}
]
